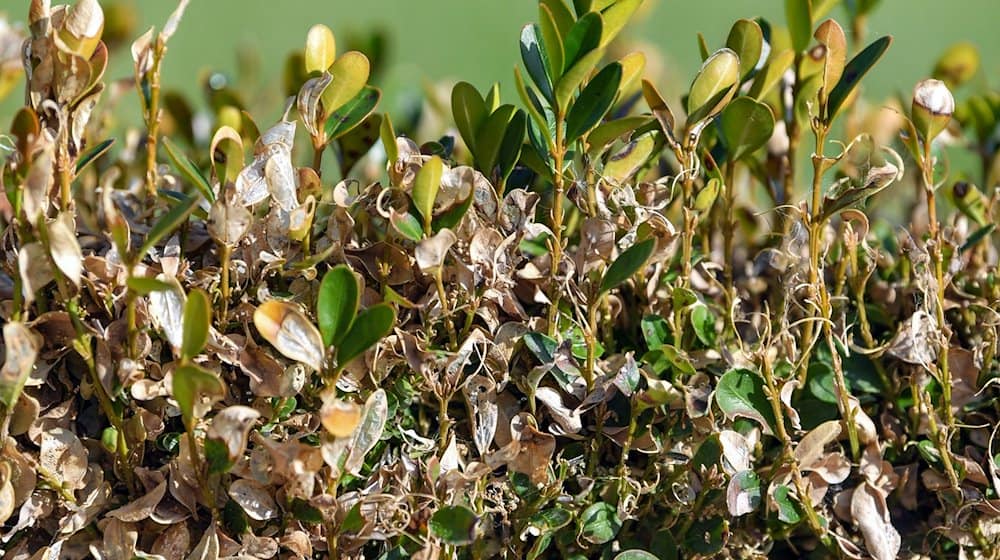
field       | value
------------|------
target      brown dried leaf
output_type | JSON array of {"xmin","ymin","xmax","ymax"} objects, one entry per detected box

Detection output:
[
  {"xmin": 18, "ymin": 242, "xmax": 53, "ymax": 306},
  {"xmin": 415, "ymin": 228, "xmax": 457, "ymax": 273},
  {"xmin": 850, "ymin": 482, "xmax": 901, "ymax": 560},
  {"xmin": 105, "ymin": 480, "xmax": 166, "ymax": 522},
  {"xmin": 40, "ymin": 427, "xmax": 88, "ymax": 490},
  {"xmin": 47, "ymin": 212, "xmax": 82, "ymax": 287},
  {"xmin": 344, "ymin": 389, "xmax": 388, "ymax": 475},
  {"xmin": 228, "ymin": 479, "xmax": 278, "ymax": 521},
  {"xmin": 320, "ymin": 396, "xmax": 361, "ymax": 438},
  {"xmin": 207, "ymin": 406, "xmax": 261, "ymax": 464},
  {"xmin": 0, "ymin": 322, "xmax": 41, "ymax": 409}
]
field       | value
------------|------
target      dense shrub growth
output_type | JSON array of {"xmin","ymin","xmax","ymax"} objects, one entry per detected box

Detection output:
[{"xmin": 1, "ymin": 0, "xmax": 999, "ymax": 558}]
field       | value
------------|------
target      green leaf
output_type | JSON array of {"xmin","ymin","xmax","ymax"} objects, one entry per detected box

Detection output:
[
  {"xmin": 496, "ymin": 109, "xmax": 527, "ymax": 185},
  {"xmin": 172, "ymin": 364, "xmax": 226, "ymax": 431},
  {"xmin": 683, "ymin": 517, "xmax": 726, "ymax": 554},
  {"xmin": 600, "ymin": 238, "xmax": 654, "ymax": 294},
  {"xmin": 429, "ymin": 505, "xmax": 478, "ymax": 545},
  {"xmin": 475, "ymin": 105, "xmax": 518, "ymax": 178},
  {"xmin": 614, "ymin": 551, "xmax": 659, "ymax": 560},
  {"xmin": 715, "ymin": 368, "xmax": 777, "ymax": 435},
  {"xmin": 785, "ymin": 0, "xmax": 813, "ymax": 53},
  {"xmin": 162, "ymin": 137, "xmax": 214, "ymax": 203},
  {"xmin": 686, "ymin": 49, "xmax": 740, "ymax": 126},
  {"xmin": 520, "ymin": 24, "xmax": 555, "ymax": 105},
  {"xmin": 826, "ymin": 36, "xmax": 892, "ymax": 121},
  {"xmin": 75, "ymin": 138, "xmax": 114, "ymax": 174},
  {"xmin": 412, "ymin": 155, "xmax": 443, "ymax": 232},
  {"xmin": 434, "ymin": 192, "xmax": 474, "ymax": 232},
  {"xmin": 949, "ymin": 181, "xmax": 989, "ymax": 227},
  {"xmin": 138, "ymin": 193, "xmax": 200, "ymax": 259},
  {"xmin": 579, "ymin": 502, "xmax": 621, "ymax": 545},
  {"xmin": 390, "ymin": 211, "xmax": 424, "ymax": 242},
  {"xmin": 204, "ymin": 438, "xmax": 233, "ymax": 475},
  {"xmin": 641, "ymin": 315, "xmax": 671, "ymax": 349},
  {"xmin": 693, "ymin": 177, "xmax": 721, "ymax": 213},
  {"xmin": 599, "ymin": 0, "xmax": 640, "ymax": 47},
  {"xmin": 726, "ymin": 19, "xmax": 763, "ymax": 81},
  {"xmin": 720, "ymin": 97, "xmax": 775, "ymax": 161},
  {"xmin": 317, "ymin": 265, "xmax": 360, "ymax": 348},
  {"xmin": 538, "ymin": 4, "xmax": 565, "ymax": 76},
  {"xmin": 529, "ymin": 507, "xmax": 573, "ymax": 532},
  {"xmin": 541, "ymin": 0, "xmax": 575, "ymax": 38},
  {"xmin": 126, "ymin": 276, "xmax": 175, "ymax": 295},
  {"xmin": 565, "ymin": 62, "xmax": 622, "ymax": 143},
  {"xmin": 304, "ymin": 24, "xmax": 336, "ymax": 73},
  {"xmin": 181, "ymin": 288, "xmax": 211, "ymax": 361},
  {"xmin": 586, "ymin": 115, "xmax": 650, "ymax": 155},
  {"xmin": 451, "ymin": 82, "xmax": 487, "ymax": 158},
  {"xmin": 563, "ymin": 12, "xmax": 603, "ymax": 72},
  {"xmin": 603, "ymin": 131, "xmax": 657, "ymax": 182},
  {"xmin": 556, "ymin": 48, "xmax": 605, "ymax": 112},
  {"xmin": 773, "ymin": 485, "xmax": 802, "ymax": 523},
  {"xmin": 379, "ymin": 112, "xmax": 398, "ymax": 164},
  {"xmin": 690, "ymin": 302, "xmax": 716, "ymax": 347},
  {"xmin": 336, "ymin": 304, "xmax": 395, "ymax": 370},
  {"xmin": 324, "ymin": 85, "xmax": 381, "ymax": 141},
  {"xmin": 321, "ymin": 51, "xmax": 370, "ymax": 113},
  {"xmin": 748, "ymin": 48, "xmax": 795, "ymax": 99}
]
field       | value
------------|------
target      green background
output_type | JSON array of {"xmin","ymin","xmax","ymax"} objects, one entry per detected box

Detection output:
[{"xmin": 3, "ymin": 0, "xmax": 999, "ymax": 128}]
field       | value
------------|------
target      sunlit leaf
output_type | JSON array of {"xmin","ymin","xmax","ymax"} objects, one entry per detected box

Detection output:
[
  {"xmin": 599, "ymin": 0, "xmax": 640, "ymax": 47},
  {"xmin": 565, "ymin": 62, "xmax": 622, "ymax": 142},
  {"xmin": 600, "ymin": 238, "xmax": 654, "ymax": 294},
  {"xmin": 748, "ymin": 48, "xmax": 795, "ymax": 99},
  {"xmin": 785, "ymin": 0, "xmax": 813, "ymax": 53},
  {"xmin": 412, "ymin": 155, "xmax": 443, "ymax": 232},
  {"xmin": 317, "ymin": 265, "xmax": 360, "ymax": 348},
  {"xmin": 321, "ymin": 51, "xmax": 370, "ymax": 113},
  {"xmin": 726, "ymin": 19, "xmax": 763, "ymax": 81},
  {"xmin": 254, "ymin": 301, "xmax": 325, "ymax": 371},
  {"xmin": 324, "ymin": 85, "xmax": 381, "ymax": 141},
  {"xmin": 562, "ymin": 12, "xmax": 603, "ymax": 72},
  {"xmin": 826, "ymin": 36, "xmax": 892, "ymax": 121},
  {"xmin": 304, "ymin": 24, "xmax": 336, "ymax": 73},
  {"xmin": 687, "ymin": 49, "xmax": 740, "ymax": 126},
  {"xmin": 720, "ymin": 97, "xmax": 775, "ymax": 161},
  {"xmin": 336, "ymin": 303, "xmax": 395, "ymax": 370},
  {"xmin": 715, "ymin": 368, "xmax": 777, "ymax": 435}
]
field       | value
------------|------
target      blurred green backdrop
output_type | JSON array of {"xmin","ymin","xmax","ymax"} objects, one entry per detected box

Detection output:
[{"xmin": 3, "ymin": 0, "xmax": 999, "ymax": 127}]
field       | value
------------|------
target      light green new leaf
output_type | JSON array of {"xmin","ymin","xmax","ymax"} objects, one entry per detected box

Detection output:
[
  {"xmin": 412, "ymin": 155, "xmax": 443, "ymax": 232},
  {"xmin": 826, "ymin": 36, "xmax": 892, "ymax": 121},
  {"xmin": 748, "ymin": 48, "xmax": 794, "ymax": 99},
  {"xmin": 599, "ymin": 0, "xmax": 640, "ymax": 47},
  {"xmin": 336, "ymin": 303, "xmax": 395, "ymax": 370},
  {"xmin": 321, "ymin": 51, "xmax": 370, "ymax": 113},
  {"xmin": 317, "ymin": 265, "xmax": 360, "ymax": 348},
  {"xmin": 600, "ymin": 237, "xmax": 654, "ymax": 294},
  {"xmin": 324, "ymin": 85, "xmax": 381, "ymax": 141},
  {"xmin": 565, "ymin": 62, "xmax": 622, "ymax": 142},
  {"xmin": 720, "ymin": 97, "xmax": 775, "ymax": 161},
  {"xmin": 715, "ymin": 368, "xmax": 777, "ymax": 435},
  {"xmin": 726, "ymin": 19, "xmax": 763, "ymax": 81},
  {"xmin": 451, "ymin": 82, "xmax": 487, "ymax": 157},
  {"xmin": 603, "ymin": 131, "xmax": 656, "ymax": 182},
  {"xmin": 304, "ymin": 24, "xmax": 336, "ymax": 73},
  {"xmin": 181, "ymin": 288, "xmax": 211, "ymax": 361},
  {"xmin": 686, "ymin": 49, "xmax": 740, "ymax": 126}
]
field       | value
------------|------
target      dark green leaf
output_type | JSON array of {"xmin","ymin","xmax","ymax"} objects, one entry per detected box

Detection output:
[
  {"xmin": 75, "ymin": 138, "xmax": 115, "ymax": 174},
  {"xmin": 600, "ymin": 238, "xmax": 654, "ymax": 294},
  {"xmin": 565, "ymin": 62, "xmax": 622, "ymax": 142},
  {"xmin": 496, "ymin": 109, "xmax": 527, "ymax": 184},
  {"xmin": 317, "ymin": 265, "xmax": 360, "ymax": 348},
  {"xmin": 204, "ymin": 438, "xmax": 233, "ymax": 474},
  {"xmin": 451, "ymin": 82, "xmax": 487, "ymax": 158},
  {"xmin": 563, "ymin": 12, "xmax": 603, "ymax": 72},
  {"xmin": 683, "ymin": 517, "xmax": 726, "ymax": 554},
  {"xmin": 163, "ymin": 137, "xmax": 214, "ymax": 203},
  {"xmin": 715, "ymin": 368, "xmax": 777, "ymax": 434},
  {"xmin": 579, "ymin": 502, "xmax": 621, "ymax": 544},
  {"xmin": 475, "ymin": 105, "xmax": 518, "ymax": 178},
  {"xmin": 434, "ymin": 192, "xmax": 474, "ymax": 232},
  {"xmin": 336, "ymin": 304, "xmax": 395, "ymax": 370},
  {"xmin": 826, "ymin": 36, "xmax": 892, "ymax": 121},
  {"xmin": 429, "ymin": 505, "xmax": 478, "ymax": 545},
  {"xmin": 773, "ymin": 485, "xmax": 802, "ymax": 524},
  {"xmin": 520, "ymin": 24, "xmax": 555, "ymax": 104},
  {"xmin": 181, "ymin": 288, "xmax": 211, "ymax": 361},
  {"xmin": 324, "ymin": 85, "xmax": 381, "ymax": 141},
  {"xmin": 690, "ymin": 303, "xmax": 716, "ymax": 347}
]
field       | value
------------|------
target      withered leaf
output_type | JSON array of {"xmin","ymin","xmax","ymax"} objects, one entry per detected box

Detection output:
[
  {"xmin": 228, "ymin": 479, "xmax": 278, "ymax": 521},
  {"xmin": 253, "ymin": 301, "xmax": 324, "ymax": 371},
  {"xmin": 105, "ymin": 480, "xmax": 166, "ymax": 522},
  {"xmin": 0, "ymin": 322, "xmax": 41, "ymax": 408}
]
